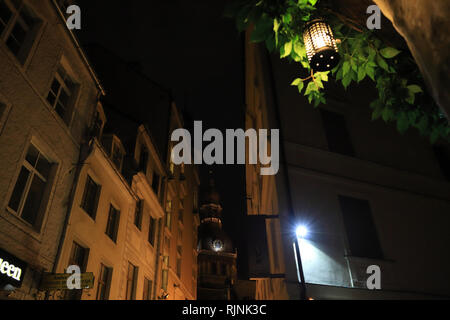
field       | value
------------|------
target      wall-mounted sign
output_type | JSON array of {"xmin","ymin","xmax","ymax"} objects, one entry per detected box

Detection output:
[
  {"xmin": 40, "ymin": 272, "xmax": 94, "ymax": 291},
  {"xmin": 0, "ymin": 248, "xmax": 28, "ymax": 288}
]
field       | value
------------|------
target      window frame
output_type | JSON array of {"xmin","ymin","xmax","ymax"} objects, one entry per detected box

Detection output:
[
  {"xmin": 80, "ymin": 174, "xmax": 101, "ymax": 220},
  {"xmin": 0, "ymin": 0, "xmax": 42, "ymax": 65},
  {"xmin": 105, "ymin": 204, "xmax": 120, "ymax": 243},
  {"xmin": 7, "ymin": 142, "xmax": 55, "ymax": 230},
  {"xmin": 96, "ymin": 263, "xmax": 112, "ymax": 301}
]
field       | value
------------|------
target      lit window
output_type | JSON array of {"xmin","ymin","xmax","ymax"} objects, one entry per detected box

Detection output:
[{"xmin": 8, "ymin": 143, "xmax": 54, "ymax": 228}]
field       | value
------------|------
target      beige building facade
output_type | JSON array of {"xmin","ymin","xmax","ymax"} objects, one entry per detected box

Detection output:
[{"xmin": 0, "ymin": 0, "xmax": 103, "ymax": 299}]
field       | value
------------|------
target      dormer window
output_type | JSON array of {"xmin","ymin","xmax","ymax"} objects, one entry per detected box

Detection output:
[
  {"xmin": 111, "ymin": 140, "xmax": 124, "ymax": 171},
  {"xmin": 91, "ymin": 103, "xmax": 106, "ymax": 140},
  {"xmin": 102, "ymin": 134, "xmax": 125, "ymax": 172}
]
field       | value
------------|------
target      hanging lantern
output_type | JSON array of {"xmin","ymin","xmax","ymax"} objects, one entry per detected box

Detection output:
[{"xmin": 303, "ymin": 19, "xmax": 340, "ymax": 72}]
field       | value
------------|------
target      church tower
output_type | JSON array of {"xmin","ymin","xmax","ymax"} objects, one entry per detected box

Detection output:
[{"xmin": 197, "ymin": 173, "xmax": 237, "ymax": 300}]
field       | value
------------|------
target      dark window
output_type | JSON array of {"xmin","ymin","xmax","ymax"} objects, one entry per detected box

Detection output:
[
  {"xmin": 142, "ymin": 278, "xmax": 152, "ymax": 300},
  {"xmin": 111, "ymin": 142, "xmax": 124, "ymax": 171},
  {"xmin": 338, "ymin": 196, "xmax": 383, "ymax": 259},
  {"xmin": 434, "ymin": 145, "xmax": 450, "ymax": 181},
  {"xmin": 106, "ymin": 205, "xmax": 120, "ymax": 242},
  {"xmin": 134, "ymin": 200, "xmax": 143, "ymax": 230},
  {"xmin": 148, "ymin": 217, "xmax": 157, "ymax": 246},
  {"xmin": 8, "ymin": 143, "xmax": 53, "ymax": 228},
  {"xmin": 65, "ymin": 242, "xmax": 89, "ymax": 300},
  {"xmin": 139, "ymin": 146, "xmax": 149, "ymax": 174},
  {"xmin": 1, "ymin": 0, "xmax": 39, "ymax": 63},
  {"xmin": 91, "ymin": 111, "xmax": 103, "ymax": 139},
  {"xmin": 211, "ymin": 262, "xmax": 217, "ymax": 275},
  {"xmin": 176, "ymin": 258, "xmax": 181, "ymax": 278},
  {"xmin": 320, "ymin": 109, "xmax": 355, "ymax": 157},
  {"xmin": 151, "ymin": 172, "xmax": 160, "ymax": 195},
  {"xmin": 125, "ymin": 262, "xmax": 137, "ymax": 300},
  {"xmin": 96, "ymin": 264, "xmax": 112, "ymax": 300},
  {"xmin": 80, "ymin": 175, "xmax": 101, "ymax": 219},
  {"xmin": 46, "ymin": 65, "xmax": 75, "ymax": 123}
]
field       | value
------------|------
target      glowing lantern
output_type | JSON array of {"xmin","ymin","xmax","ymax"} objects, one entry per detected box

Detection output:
[{"xmin": 303, "ymin": 19, "xmax": 340, "ymax": 72}]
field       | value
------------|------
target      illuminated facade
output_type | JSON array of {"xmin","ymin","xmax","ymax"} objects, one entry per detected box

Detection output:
[
  {"xmin": 0, "ymin": 0, "xmax": 103, "ymax": 299},
  {"xmin": 245, "ymin": 31, "xmax": 450, "ymax": 300}
]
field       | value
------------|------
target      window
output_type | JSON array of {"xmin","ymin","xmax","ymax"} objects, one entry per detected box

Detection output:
[
  {"xmin": 148, "ymin": 217, "xmax": 157, "ymax": 246},
  {"xmin": 434, "ymin": 145, "xmax": 450, "ymax": 181},
  {"xmin": 161, "ymin": 255, "xmax": 169, "ymax": 291},
  {"xmin": 0, "ymin": 0, "xmax": 40, "ymax": 63},
  {"xmin": 111, "ymin": 140, "xmax": 124, "ymax": 171},
  {"xmin": 151, "ymin": 172, "xmax": 160, "ymax": 195},
  {"xmin": 142, "ymin": 278, "xmax": 153, "ymax": 300},
  {"xmin": 96, "ymin": 264, "xmax": 112, "ymax": 300},
  {"xmin": 125, "ymin": 262, "xmax": 138, "ymax": 300},
  {"xmin": 80, "ymin": 175, "xmax": 101, "ymax": 219},
  {"xmin": 65, "ymin": 242, "xmax": 89, "ymax": 300},
  {"xmin": 139, "ymin": 146, "xmax": 149, "ymax": 174},
  {"xmin": 161, "ymin": 269, "xmax": 168, "ymax": 291},
  {"xmin": 193, "ymin": 189, "xmax": 198, "ymax": 213},
  {"xmin": 8, "ymin": 143, "xmax": 54, "ymax": 228},
  {"xmin": 178, "ymin": 199, "xmax": 184, "ymax": 223},
  {"xmin": 105, "ymin": 205, "xmax": 120, "ymax": 242},
  {"xmin": 338, "ymin": 196, "xmax": 383, "ymax": 259},
  {"xmin": 134, "ymin": 200, "xmax": 143, "ymax": 230},
  {"xmin": 176, "ymin": 258, "xmax": 181, "ymax": 278},
  {"xmin": 180, "ymin": 163, "xmax": 185, "ymax": 180},
  {"xmin": 165, "ymin": 200, "xmax": 172, "ymax": 229},
  {"xmin": 46, "ymin": 64, "xmax": 76, "ymax": 124},
  {"xmin": 320, "ymin": 109, "xmax": 355, "ymax": 157},
  {"xmin": 91, "ymin": 109, "xmax": 104, "ymax": 140}
]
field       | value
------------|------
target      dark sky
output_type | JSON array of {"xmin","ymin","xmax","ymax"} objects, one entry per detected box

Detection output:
[{"xmin": 77, "ymin": 0, "xmax": 248, "ymax": 276}]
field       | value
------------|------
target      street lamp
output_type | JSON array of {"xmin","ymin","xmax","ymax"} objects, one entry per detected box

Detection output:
[
  {"xmin": 296, "ymin": 225, "xmax": 308, "ymax": 239},
  {"xmin": 303, "ymin": 19, "xmax": 340, "ymax": 72}
]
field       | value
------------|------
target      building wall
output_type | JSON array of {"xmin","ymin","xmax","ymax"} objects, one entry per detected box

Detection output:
[
  {"xmin": 0, "ymin": 0, "xmax": 101, "ymax": 299},
  {"xmin": 245, "ymin": 34, "xmax": 450, "ymax": 299},
  {"xmin": 54, "ymin": 141, "xmax": 135, "ymax": 300},
  {"xmin": 157, "ymin": 103, "xmax": 200, "ymax": 300}
]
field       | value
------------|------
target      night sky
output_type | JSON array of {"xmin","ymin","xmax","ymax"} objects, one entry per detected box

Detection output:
[{"xmin": 77, "ymin": 0, "xmax": 248, "ymax": 277}]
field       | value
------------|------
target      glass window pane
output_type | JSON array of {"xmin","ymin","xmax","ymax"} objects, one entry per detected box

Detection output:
[
  {"xmin": 21, "ymin": 174, "xmax": 46, "ymax": 226},
  {"xmin": 6, "ymin": 23, "xmax": 27, "ymax": 56},
  {"xmin": 46, "ymin": 91, "xmax": 56, "ymax": 106},
  {"xmin": 55, "ymin": 102, "xmax": 66, "ymax": 119},
  {"xmin": 8, "ymin": 166, "xmax": 31, "ymax": 212},
  {"xmin": 59, "ymin": 88, "xmax": 70, "ymax": 106},
  {"xmin": 51, "ymin": 79, "xmax": 61, "ymax": 94},
  {"xmin": 19, "ymin": 7, "xmax": 35, "ymax": 29},
  {"xmin": 36, "ymin": 154, "xmax": 52, "ymax": 180},
  {"xmin": 0, "ymin": 1, "xmax": 12, "ymax": 34},
  {"xmin": 25, "ymin": 144, "xmax": 39, "ymax": 166}
]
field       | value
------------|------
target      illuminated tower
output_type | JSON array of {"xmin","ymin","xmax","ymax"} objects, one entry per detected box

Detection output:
[{"xmin": 197, "ymin": 173, "xmax": 237, "ymax": 300}]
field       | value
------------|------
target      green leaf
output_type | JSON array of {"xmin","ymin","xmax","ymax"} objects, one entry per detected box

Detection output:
[
  {"xmin": 376, "ymin": 55, "xmax": 389, "ymax": 72},
  {"xmin": 281, "ymin": 41, "xmax": 292, "ymax": 58},
  {"xmin": 304, "ymin": 81, "xmax": 318, "ymax": 96},
  {"xmin": 357, "ymin": 68, "xmax": 366, "ymax": 83},
  {"xmin": 291, "ymin": 78, "xmax": 301, "ymax": 86},
  {"xmin": 380, "ymin": 47, "xmax": 401, "ymax": 59},
  {"xmin": 382, "ymin": 107, "xmax": 394, "ymax": 122},
  {"xmin": 365, "ymin": 65, "xmax": 375, "ymax": 81},
  {"xmin": 407, "ymin": 85, "xmax": 423, "ymax": 94},
  {"xmin": 342, "ymin": 72, "xmax": 352, "ymax": 89},
  {"xmin": 297, "ymin": 81, "xmax": 305, "ymax": 93},
  {"xmin": 293, "ymin": 41, "xmax": 306, "ymax": 57},
  {"xmin": 342, "ymin": 61, "xmax": 351, "ymax": 77},
  {"xmin": 397, "ymin": 112, "xmax": 409, "ymax": 134}
]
